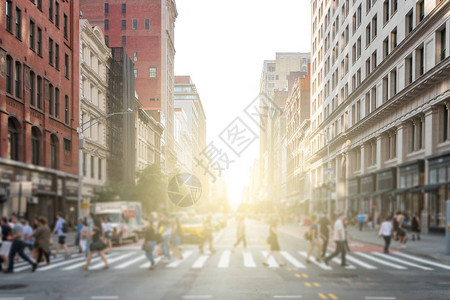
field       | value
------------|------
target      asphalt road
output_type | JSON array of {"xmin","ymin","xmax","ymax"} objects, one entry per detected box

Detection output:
[{"xmin": 1, "ymin": 220, "xmax": 449, "ymax": 300}]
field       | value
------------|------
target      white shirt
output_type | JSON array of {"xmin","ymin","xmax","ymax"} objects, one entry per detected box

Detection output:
[
  {"xmin": 379, "ymin": 221, "xmax": 393, "ymax": 236},
  {"xmin": 333, "ymin": 219, "xmax": 345, "ymax": 241}
]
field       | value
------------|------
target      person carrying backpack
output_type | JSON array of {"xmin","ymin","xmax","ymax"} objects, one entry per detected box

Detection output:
[{"xmin": 52, "ymin": 212, "xmax": 71, "ymax": 259}]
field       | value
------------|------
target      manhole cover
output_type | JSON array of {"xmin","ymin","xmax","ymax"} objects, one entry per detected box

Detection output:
[
  {"xmin": 0, "ymin": 284, "xmax": 27, "ymax": 290},
  {"xmin": 168, "ymin": 173, "xmax": 202, "ymax": 207},
  {"xmin": 319, "ymin": 273, "xmax": 358, "ymax": 278}
]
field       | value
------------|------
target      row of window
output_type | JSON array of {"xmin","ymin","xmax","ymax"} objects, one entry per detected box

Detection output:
[
  {"xmin": 8, "ymin": 117, "xmax": 70, "ymax": 169},
  {"xmin": 82, "ymin": 153, "xmax": 103, "ymax": 180},
  {"xmin": 104, "ymin": 3, "xmax": 126, "ymax": 15},
  {"xmin": 5, "ymin": 55, "xmax": 71, "ymax": 123},
  {"xmin": 133, "ymin": 67, "xmax": 158, "ymax": 79},
  {"xmin": 104, "ymin": 18, "xmax": 150, "ymax": 31}
]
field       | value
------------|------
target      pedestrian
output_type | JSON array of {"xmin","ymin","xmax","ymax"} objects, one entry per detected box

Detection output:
[
  {"xmin": 305, "ymin": 215, "xmax": 322, "ymax": 263},
  {"xmin": 82, "ymin": 217, "xmax": 109, "ymax": 270},
  {"xmin": 85, "ymin": 213, "xmax": 94, "ymax": 258},
  {"xmin": 75, "ymin": 218, "xmax": 83, "ymax": 253},
  {"xmin": 142, "ymin": 220, "xmax": 158, "ymax": 270},
  {"xmin": 0, "ymin": 217, "xmax": 12, "ymax": 270},
  {"xmin": 318, "ymin": 213, "xmax": 332, "ymax": 258},
  {"xmin": 263, "ymin": 219, "xmax": 285, "ymax": 267},
  {"xmin": 52, "ymin": 212, "xmax": 71, "ymax": 258},
  {"xmin": 170, "ymin": 217, "xmax": 183, "ymax": 260},
  {"xmin": 378, "ymin": 216, "xmax": 393, "ymax": 254},
  {"xmin": 4, "ymin": 215, "xmax": 37, "ymax": 273},
  {"xmin": 324, "ymin": 213, "xmax": 348, "ymax": 267},
  {"xmin": 411, "ymin": 213, "xmax": 421, "ymax": 241},
  {"xmin": 396, "ymin": 212, "xmax": 407, "ymax": 248},
  {"xmin": 343, "ymin": 217, "xmax": 351, "ymax": 252},
  {"xmin": 199, "ymin": 215, "xmax": 216, "ymax": 255},
  {"xmin": 232, "ymin": 216, "xmax": 247, "ymax": 253},
  {"xmin": 104, "ymin": 217, "xmax": 113, "ymax": 254},
  {"xmin": 357, "ymin": 213, "xmax": 365, "ymax": 231},
  {"xmin": 79, "ymin": 219, "xmax": 88, "ymax": 253},
  {"xmin": 32, "ymin": 217, "xmax": 51, "ymax": 266},
  {"xmin": 21, "ymin": 219, "xmax": 33, "ymax": 253},
  {"xmin": 158, "ymin": 215, "xmax": 172, "ymax": 263}
]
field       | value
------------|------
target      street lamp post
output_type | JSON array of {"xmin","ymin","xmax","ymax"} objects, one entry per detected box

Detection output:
[{"xmin": 77, "ymin": 108, "xmax": 133, "ymax": 219}]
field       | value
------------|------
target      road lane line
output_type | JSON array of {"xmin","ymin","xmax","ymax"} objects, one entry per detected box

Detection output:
[
  {"xmin": 364, "ymin": 297, "xmax": 396, "ymax": 300},
  {"xmin": 304, "ymin": 282, "xmax": 311, "ymax": 287},
  {"xmin": 318, "ymin": 293, "xmax": 328, "ymax": 299},
  {"xmin": 280, "ymin": 251, "xmax": 306, "ymax": 269},
  {"xmin": 0, "ymin": 298, "xmax": 25, "ymax": 300},
  {"xmin": 392, "ymin": 252, "xmax": 450, "ymax": 270},
  {"xmin": 354, "ymin": 252, "xmax": 407, "ymax": 270},
  {"xmin": 91, "ymin": 297, "xmax": 119, "ymax": 300},
  {"xmin": 302, "ymin": 273, "xmax": 309, "ymax": 278},
  {"xmin": 298, "ymin": 251, "xmax": 332, "ymax": 270},
  {"xmin": 273, "ymin": 296, "xmax": 303, "ymax": 299},
  {"xmin": 14, "ymin": 256, "xmax": 65, "ymax": 272},
  {"xmin": 371, "ymin": 252, "xmax": 433, "ymax": 270},
  {"xmin": 243, "ymin": 251, "xmax": 256, "ymax": 267},
  {"xmin": 313, "ymin": 282, "xmax": 320, "ymax": 287},
  {"xmin": 295, "ymin": 273, "xmax": 301, "ymax": 278},
  {"xmin": 345, "ymin": 254, "xmax": 377, "ymax": 270},
  {"xmin": 330, "ymin": 257, "xmax": 356, "ymax": 269},
  {"xmin": 192, "ymin": 255, "xmax": 209, "ymax": 269},
  {"xmin": 139, "ymin": 256, "xmax": 162, "ymax": 268},
  {"xmin": 182, "ymin": 296, "xmax": 212, "ymax": 299},
  {"xmin": 218, "ymin": 250, "xmax": 230, "ymax": 268},
  {"xmin": 114, "ymin": 255, "xmax": 146, "ymax": 269},
  {"xmin": 328, "ymin": 294, "xmax": 338, "ymax": 300},
  {"xmin": 262, "ymin": 251, "xmax": 279, "ymax": 268},
  {"xmin": 90, "ymin": 252, "xmax": 135, "ymax": 270},
  {"xmin": 62, "ymin": 254, "xmax": 118, "ymax": 271},
  {"xmin": 37, "ymin": 256, "xmax": 87, "ymax": 271},
  {"xmin": 166, "ymin": 250, "xmax": 193, "ymax": 268}
]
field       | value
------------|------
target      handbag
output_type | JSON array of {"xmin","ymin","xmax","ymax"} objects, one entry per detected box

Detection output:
[
  {"xmin": 142, "ymin": 242, "xmax": 150, "ymax": 252},
  {"xmin": 90, "ymin": 240, "xmax": 106, "ymax": 251}
]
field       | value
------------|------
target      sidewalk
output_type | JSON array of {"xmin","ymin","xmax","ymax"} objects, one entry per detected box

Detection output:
[{"xmin": 348, "ymin": 226, "xmax": 450, "ymax": 263}]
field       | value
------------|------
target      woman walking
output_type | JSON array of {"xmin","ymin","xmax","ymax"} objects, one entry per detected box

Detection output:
[
  {"xmin": 378, "ymin": 216, "xmax": 393, "ymax": 254},
  {"xmin": 263, "ymin": 220, "xmax": 285, "ymax": 267},
  {"xmin": 104, "ymin": 217, "xmax": 113, "ymax": 254},
  {"xmin": 143, "ymin": 221, "xmax": 158, "ymax": 270},
  {"xmin": 32, "ymin": 217, "xmax": 51, "ymax": 266},
  {"xmin": 305, "ymin": 215, "xmax": 322, "ymax": 263},
  {"xmin": 396, "ymin": 212, "xmax": 407, "ymax": 248},
  {"xmin": 411, "ymin": 213, "xmax": 421, "ymax": 241},
  {"xmin": 82, "ymin": 218, "xmax": 109, "ymax": 270}
]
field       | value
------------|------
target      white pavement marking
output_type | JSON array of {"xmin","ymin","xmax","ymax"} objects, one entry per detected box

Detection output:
[
  {"xmin": 90, "ymin": 252, "xmax": 135, "ymax": 270},
  {"xmin": 345, "ymin": 254, "xmax": 378, "ymax": 270},
  {"xmin": 262, "ymin": 251, "xmax": 279, "ymax": 268},
  {"xmin": 91, "ymin": 297, "xmax": 119, "ymax": 300},
  {"xmin": 243, "ymin": 251, "xmax": 256, "ymax": 268},
  {"xmin": 0, "ymin": 298, "xmax": 25, "ymax": 300},
  {"xmin": 218, "ymin": 250, "xmax": 231, "ymax": 268},
  {"xmin": 330, "ymin": 257, "xmax": 356, "ymax": 269},
  {"xmin": 371, "ymin": 252, "xmax": 433, "ymax": 270},
  {"xmin": 364, "ymin": 297, "xmax": 396, "ymax": 300},
  {"xmin": 280, "ymin": 251, "xmax": 306, "ymax": 269},
  {"xmin": 37, "ymin": 256, "xmax": 87, "ymax": 271},
  {"xmin": 14, "ymin": 257, "xmax": 63, "ymax": 272},
  {"xmin": 61, "ymin": 254, "xmax": 117, "ymax": 271},
  {"xmin": 354, "ymin": 252, "xmax": 407, "ymax": 270},
  {"xmin": 273, "ymin": 296, "xmax": 303, "ymax": 299},
  {"xmin": 192, "ymin": 255, "xmax": 209, "ymax": 269},
  {"xmin": 392, "ymin": 252, "xmax": 450, "ymax": 270},
  {"xmin": 114, "ymin": 255, "xmax": 146, "ymax": 269},
  {"xmin": 139, "ymin": 256, "xmax": 162, "ymax": 268},
  {"xmin": 182, "ymin": 296, "xmax": 212, "ymax": 299},
  {"xmin": 166, "ymin": 250, "xmax": 193, "ymax": 268},
  {"xmin": 298, "ymin": 251, "xmax": 332, "ymax": 270}
]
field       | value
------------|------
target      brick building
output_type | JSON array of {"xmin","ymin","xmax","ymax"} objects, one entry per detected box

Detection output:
[
  {"xmin": 79, "ymin": 0, "xmax": 178, "ymax": 171},
  {"xmin": 0, "ymin": 0, "xmax": 79, "ymax": 225}
]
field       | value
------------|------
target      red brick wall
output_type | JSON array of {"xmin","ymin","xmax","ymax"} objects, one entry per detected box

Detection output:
[
  {"xmin": 80, "ymin": 0, "xmax": 162, "ymax": 110},
  {"xmin": 0, "ymin": 0, "xmax": 79, "ymax": 175}
]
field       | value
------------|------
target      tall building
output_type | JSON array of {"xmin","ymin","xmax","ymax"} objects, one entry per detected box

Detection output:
[
  {"xmin": 79, "ymin": 20, "xmax": 111, "ymax": 216},
  {"xmin": 259, "ymin": 53, "xmax": 310, "ymax": 202},
  {"xmin": 0, "ymin": 0, "xmax": 79, "ymax": 224},
  {"xmin": 174, "ymin": 76, "xmax": 207, "ymax": 202},
  {"xmin": 79, "ymin": 0, "xmax": 178, "ymax": 171},
  {"xmin": 309, "ymin": 0, "xmax": 450, "ymax": 233},
  {"xmin": 174, "ymin": 107, "xmax": 193, "ymax": 172},
  {"xmin": 107, "ymin": 47, "xmax": 136, "ymax": 185}
]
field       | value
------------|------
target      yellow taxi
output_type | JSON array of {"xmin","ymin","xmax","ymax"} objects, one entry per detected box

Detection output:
[{"xmin": 179, "ymin": 216, "xmax": 204, "ymax": 242}]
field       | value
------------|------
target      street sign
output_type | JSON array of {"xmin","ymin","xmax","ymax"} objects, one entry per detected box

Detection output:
[{"xmin": 81, "ymin": 203, "xmax": 90, "ymax": 210}]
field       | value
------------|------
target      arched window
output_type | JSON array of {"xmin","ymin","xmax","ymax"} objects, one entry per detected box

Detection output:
[
  {"xmin": 8, "ymin": 118, "xmax": 19, "ymax": 161},
  {"xmin": 50, "ymin": 134, "xmax": 59, "ymax": 169},
  {"xmin": 31, "ymin": 127, "xmax": 41, "ymax": 165}
]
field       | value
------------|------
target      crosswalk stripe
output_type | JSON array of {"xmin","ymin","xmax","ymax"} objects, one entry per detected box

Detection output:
[
  {"xmin": 345, "ymin": 254, "xmax": 378, "ymax": 270},
  {"xmin": 114, "ymin": 255, "xmax": 146, "ymax": 269},
  {"xmin": 167, "ymin": 250, "xmax": 193, "ymax": 268},
  {"xmin": 90, "ymin": 253, "xmax": 135, "ymax": 270},
  {"xmin": 61, "ymin": 254, "xmax": 118, "ymax": 271},
  {"xmin": 218, "ymin": 250, "xmax": 231, "ymax": 268},
  {"xmin": 298, "ymin": 251, "xmax": 332, "ymax": 270},
  {"xmin": 139, "ymin": 256, "xmax": 162, "ymax": 268},
  {"xmin": 331, "ymin": 257, "xmax": 356, "ymax": 269},
  {"xmin": 192, "ymin": 255, "xmax": 209, "ymax": 269},
  {"xmin": 261, "ymin": 251, "xmax": 279, "ymax": 268},
  {"xmin": 14, "ymin": 256, "xmax": 65, "ymax": 272},
  {"xmin": 371, "ymin": 252, "xmax": 433, "ymax": 270},
  {"xmin": 280, "ymin": 251, "xmax": 306, "ymax": 269},
  {"xmin": 355, "ymin": 252, "xmax": 407, "ymax": 270},
  {"xmin": 37, "ymin": 256, "xmax": 87, "ymax": 271},
  {"xmin": 392, "ymin": 252, "xmax": 450, "ymax": 270},
  {"xmin": 243, "ymin": 251, "xmax": 256, "ymax": 267}
]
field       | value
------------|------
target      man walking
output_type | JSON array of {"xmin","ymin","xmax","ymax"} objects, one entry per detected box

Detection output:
[
  {"xmin": 232, "ymin": 216, "xmax": 247, "ymax": 252},
  {"xmin": 53, "ymin": 212, "xmax": 71, "ymax": 258},
  {"xmin": 318, "ymin": 213, "xmax": 332, "ymax": 257},
  {"xmin": 4, "ymin": 215, "xmax": 36, "ymax": 273},
  {"xmin": 324, "ymin": 213, "xmax": 348, "ymax": 267}
]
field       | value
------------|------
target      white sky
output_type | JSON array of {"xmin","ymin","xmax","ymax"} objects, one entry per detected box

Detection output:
[{"xmin": 174, "ymin": 0, "xmax": 311, "ymax": 209}]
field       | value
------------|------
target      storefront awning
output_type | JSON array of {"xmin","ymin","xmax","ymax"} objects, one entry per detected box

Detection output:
[
  {"xmin": 412, "ymin": 182, "xmax": 449, "ymax": 193},
  {"xmin": 372, "ymin": 189, "xmax": 394, "ymax": 197}
]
